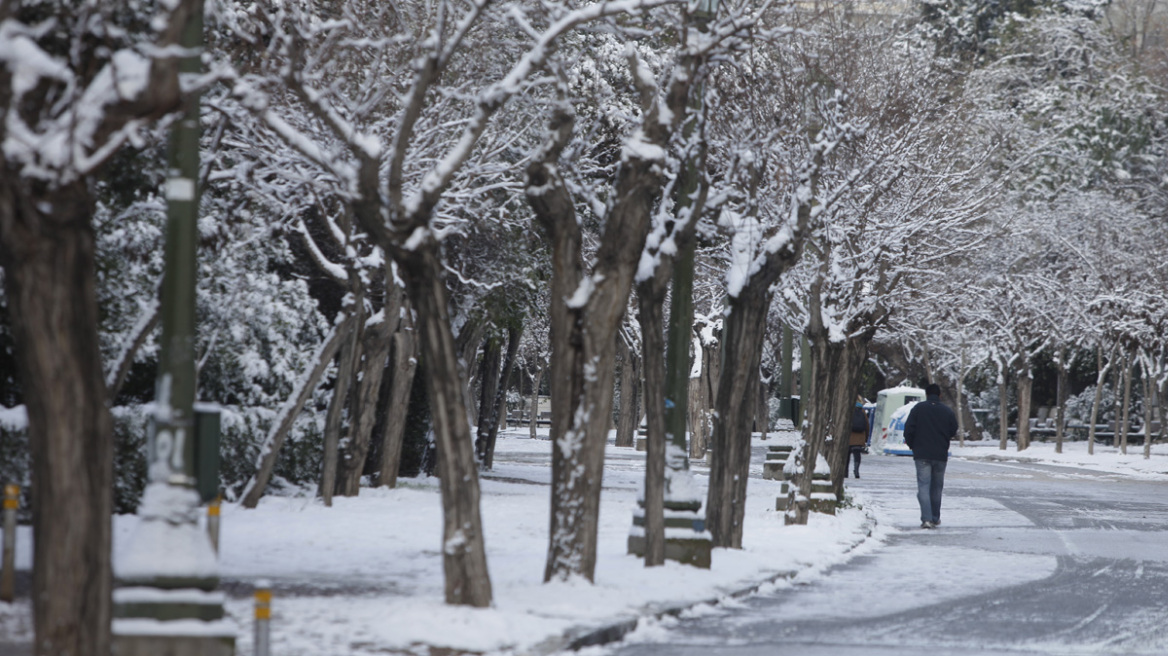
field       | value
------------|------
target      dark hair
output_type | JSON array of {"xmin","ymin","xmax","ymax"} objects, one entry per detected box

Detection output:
[{"xmin": 925, "ymin": 383, "xmax": 941, "ymax": 397}]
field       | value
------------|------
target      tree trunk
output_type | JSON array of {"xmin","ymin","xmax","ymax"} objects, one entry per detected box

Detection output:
[
  {"xmin": 1088, "ymin": 344, "xmax": 1118, "ymax": 456},
  {"xmin": 528, "ymin": 97, "xmax": 663, "ymax": 582},
  {"xmin": 998, "ymin": 361, "xmax": 1010, "ymax": 450},
  {"xmin": 392, "ymin": 239, "xmax": 492, "ymax": 606},
  {"xmin": 1055, "ymin": 348, "xmax": 1069, "ymax": 454},
  {"xmin": 707, "ymin": 285, "xmax": 769, "ymax": 546},
  {"xmin": 529, "ymin": 363, "xmax": 543, "ymax": 441},
  {"xmin": 1120, "ymin": 354, "xmax": 1133, "ymax": 455},
  {"xmin": 616, "ymin": 335, "xmax": 640, "ymax": 448},
  {"xmin": 474, "ymin": 335, "xmax": 502, "ymax": 465},
  {"xmin": 1016, "ymin": 367, "xmax": 1032, "ymax": 452},
  {"xmin": 320, "ymin": 300, "xmax": 363, "ymax": 507},
  {"xmin": 337, "ymin": 305, "xmax": 396, "ymax": 496},
  {"xmin": 1141, "ymin": 352, "xmax": 1153, "ymax": 459},
  {"xmin": 636, "ymin": 283, "xmax": 668, "ymax": 566},
  {"xmin": 482, "ymin": 324, "xmax": 522, "ymax": 469},
  {"xmin": 824, "ymin": 337, "xmax": 872, "ymax": 498},
  {"xmin": 687, "ymin": 371, "xmax": 704, "ymax": 457},
  {"xmin": 458, "ymin": 321, "xmax": 487, "ymax": 429},
  {"xmin": 757, "ymin": 375, "xmax": 770, "ymax": 440},
  {"xmin": 241, "ymin": 315, "xmax": 354, "ymax": 507},
  {"xmin": 376, "ymin": 315, "xmax": 418, "ymax": 488},
  {"xmin": 0, "ymin": 186, "xmax": 114, "ymax": 656}
]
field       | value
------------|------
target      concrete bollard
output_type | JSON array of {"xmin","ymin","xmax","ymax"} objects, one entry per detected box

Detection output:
[
  {"xmin": 1, "ymin": 484, "xmax": 17, "ymax": 603},
  {"xmin": 254, "ymin": 580, "xmax": 271, "ymax": 656},
  {"xmin": 207, "ymin": 496, "xmax": 221, "ymax": 553}
]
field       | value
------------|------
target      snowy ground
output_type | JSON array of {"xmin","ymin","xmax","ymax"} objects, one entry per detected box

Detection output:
[{"xmin": 3, "ymin": 429, "xmax": 1168, "ymax": 655}]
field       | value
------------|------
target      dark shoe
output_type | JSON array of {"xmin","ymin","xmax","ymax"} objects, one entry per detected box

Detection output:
[
  {"xmin": 921, "ymin": 521, "xmax": 936, "ymax": 529},
  {"xmin": 854, "ymin": 471, "xmax": 860, "ymax": 479},
  {"xmin": 932, "ymin": 519, "xmax": 941, "ymax": 526}
]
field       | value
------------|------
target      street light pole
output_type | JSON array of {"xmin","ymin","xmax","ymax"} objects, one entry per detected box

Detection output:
[{"xmin": 112, "ymin": 1, "xmax": 233, "ymax": 653}]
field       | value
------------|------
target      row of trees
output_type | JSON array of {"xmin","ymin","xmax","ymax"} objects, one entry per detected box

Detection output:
[{"xmin": 1, "ymin": 0, "xmax": 1165, "ymax": 653}]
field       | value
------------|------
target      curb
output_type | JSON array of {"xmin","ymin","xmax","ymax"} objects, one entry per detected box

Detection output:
[{"xmin": 521, "ymin": 509, "xmax": 878, "ymax": 655}]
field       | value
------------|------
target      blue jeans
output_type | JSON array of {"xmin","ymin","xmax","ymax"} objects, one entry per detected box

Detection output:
[{"xmin": 914, "ymin": 459, "xmax": 947, "ymax": 523}]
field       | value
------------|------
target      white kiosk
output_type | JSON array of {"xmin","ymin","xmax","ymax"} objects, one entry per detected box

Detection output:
[{"xmin": 870, "ymin": 386, "xmax": 925, "ymax": 455}]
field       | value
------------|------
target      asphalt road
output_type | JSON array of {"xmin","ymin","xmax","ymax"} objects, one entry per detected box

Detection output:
[{"xmin": 599, "ymin": 451, "xmax": 1168, "ymax": 656}]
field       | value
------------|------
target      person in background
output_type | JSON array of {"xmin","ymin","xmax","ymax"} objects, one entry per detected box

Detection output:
[
  {"xmin": 846, "ymin": 396, "xmax": 869, "ymax": 479},
  {"xmin": 903, "ymin": 383, "xmax": 958, "ymax": 529}
]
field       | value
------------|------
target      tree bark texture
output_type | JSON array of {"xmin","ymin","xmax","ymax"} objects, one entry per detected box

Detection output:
[
  {"xmin": 474, "ymin": 336, "xmax": 502, "ymax": 465},
  {"xmin": 706, "ymin": 285, "xmax": 769, "ymax": 547},
  {"xmin": 615, "ymin": 335, "xmax": 640, "ymax": 448},
  {"xmin": 0, "ymin": 185, "xmax": 114, "ymax": 656},
  {"xmin": 529, "ymin": 363, "xmax": 543, "ymax": 441},
  {"xmin": 1055, "ymin": 350, "xmax": 1070, "ymax": 454},
  {"xmin": 528, "ymin": 96, "xmax": 663, "ymax": 581},
  {"xmin": 320, "ymin": 298, "xmax": 363, "ymax": 506},
  {"xmin": 998, "ymin": 361, "xmax": 1010, "ymax": 451},
  {"xmin": 392, "ymin": 239, "xmax": 492, "ymax": 606},
  {"xmin": 482, "ymin": 325, "xmax": 522, "ymax": 469},
  {"xmin": 376, "ymin": 316, "xmax": 418, "ymax": 488},
  {"xmin": 1016, "ymin": 368, "xmax": 1032, "ymax": 452},
  {"xmin": 823, "ymin": 337, "xmax": 872, "ymax": 497},
  {"xmin": 636, "ymin": 283, "xmax": 668, "ymax": 567},
  {"xmin": 337, "ymin": 304, "xmax": 396, "ymax": 496},
  {"xmin": 1120, "ymin": 355, "xmax": 1133, "ymax": 454}
]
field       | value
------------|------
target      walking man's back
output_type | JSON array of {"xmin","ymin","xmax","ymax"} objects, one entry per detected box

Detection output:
[{"xmin": 903, "ymin": 383, "xmax": 958, "ymax": 529}]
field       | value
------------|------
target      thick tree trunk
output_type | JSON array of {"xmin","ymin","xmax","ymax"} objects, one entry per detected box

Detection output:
[
  {"xmin": 337, "ymin": 308, "xmax": 396, "ymax": 496},
  {"xmin": 458, "ymin": 321, "xmax": 487, "ymax": 429},
  {"xmin": 0, "ymin": 187, "xmax": 114, "ymax": 656},
  {"xmin": 528, "ymin": 97, "xmax": 663, "ymax": 582},
  {"xmin": 242, "ymin": 316, "xmax": 353, "ymax": 507},
  {"xmin": 376, "ymin": 315, "xmax": 418, "ymax": 488},
  {"xmin": 392, "ymin": 239, "xmax": 492, "ymax": 606},
  {"xmin": 824, "ymin": 338, "xmax": 872, "ymax": 497},
  {"xmin": 1016, "ymin": 368, "xmax": 1032, "ymax": 452},
  {"xmin": 616, "ymin": 336, "xmax": 640, "ymax": 448},
  {"xmin": 474, "ymin": 336, "xmax": 502, "ymax": 465},
  {"xmin": 320, "ymin": 299, "xmax": 363, "ymax": 506},
  {"xmin": 482, "ymin": 325, "xmax": 522, "ymax": 469},
  {"xmin": 707, "ymin": 285, "xmax": 769, "ymax": 547},
  {"xmin": 636, "ymin": 284, "xmax": 668, "ymax": 566}
]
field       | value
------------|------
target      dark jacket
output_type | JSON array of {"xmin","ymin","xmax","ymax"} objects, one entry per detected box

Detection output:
[
  {"xmin": 903, "ymin": 395, "xmax": 957, "ymax": 461},
  {"xmin": 849, "ymin": 407, "xmax": 869, "ymax": 447}
]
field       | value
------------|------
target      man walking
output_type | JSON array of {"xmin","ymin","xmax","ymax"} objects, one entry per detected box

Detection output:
[{"xmin": 903, "ymin": 383, "xmax": 958, "ymax": 529}]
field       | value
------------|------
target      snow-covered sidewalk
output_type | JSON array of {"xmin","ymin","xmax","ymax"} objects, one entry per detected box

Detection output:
[
  {"xmin": 3, "ymin": 424, "xmax": 877, "ymax": 655},
  {"xmin": 7, "ymin": 429, "xmax": 1168, "ymax": 654},
  {"xmin": 952, "ymin": 437, "xmax": 1168, "ymax": 478}
]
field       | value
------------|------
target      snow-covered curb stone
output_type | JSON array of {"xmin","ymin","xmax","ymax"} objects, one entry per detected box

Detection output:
[{"xmin": 521, "ymin": 509, "xmax": 878, "ymax": 656}]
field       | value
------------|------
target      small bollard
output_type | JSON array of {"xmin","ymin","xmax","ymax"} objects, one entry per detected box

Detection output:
[
  {"xmin": 1, "ymin": 484, "xmax": 18, "ymax": 603},
  {"xmin": 254, "ymin": 580, "xmax": 271, "ymax": 656},
  {"xmin": 207, "ymin": 496, "xmax": 221, "ymax": 553}
]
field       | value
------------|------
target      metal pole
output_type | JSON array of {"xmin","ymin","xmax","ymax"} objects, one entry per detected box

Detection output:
[
  {"xmin": 207, "ymin": 496, "xmax": 221, "ymax": 553},
  {"xmin": 254, "ymin": 581, "xmax": 272, "ymax": 656},
  {"xmin": 1, "ymin": 484, "xmax": 17, "ymax": 602}
]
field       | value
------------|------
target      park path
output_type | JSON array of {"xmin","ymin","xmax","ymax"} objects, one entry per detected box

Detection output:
[{"xmin": 597, "ymin": 454, "xmax": 1168, "ymax": 656}]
